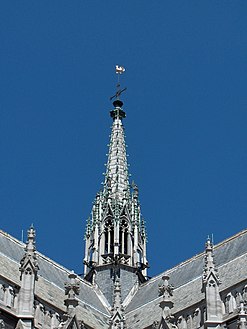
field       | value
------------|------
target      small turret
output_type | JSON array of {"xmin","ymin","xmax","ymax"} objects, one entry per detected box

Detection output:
[
  {"xmin": 58, "ymin": 272, "xmax": 81, "ymax": 329},
  {"xmin": 158, "ymin": 275, "xmax": 174, "ymax": 320},
  {"xmin": 202, "ymin": 237, "xmax": 222, "ymax": 328},
  {"xmin": 154, "ymin": 275, "xmax": 175, "ymax": 329},
  {"xmin": 203, "ymin": 237, "xmax": 220, "ymax": 284},
  {"xmin": 64, "ymin": 271, "xmax": 80, "ymax": 316},
  {"xmin": 19, "ymin": 225, "xmax": 39, "ymax": 280},
  {"xmin": 18, "ymin": 225, "xmax": 39, "ymax": 327}
]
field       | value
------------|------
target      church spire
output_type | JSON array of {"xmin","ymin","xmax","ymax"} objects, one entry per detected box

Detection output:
[
  {"xmin": 103, "ymin": 98, "xmax": 129, "ymax": 201},
  {"xmin": 105, "ymin": 65, "xmax": 129, "ymax": 201},
  {"xmin": 83, "ymin": 70, "xmax": 148, "ymax": 279}
]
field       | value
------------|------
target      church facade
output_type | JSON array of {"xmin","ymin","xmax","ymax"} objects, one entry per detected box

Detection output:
[{"xmin": 1, "ymin": 93, "xmax": 247, "ymax": 329}]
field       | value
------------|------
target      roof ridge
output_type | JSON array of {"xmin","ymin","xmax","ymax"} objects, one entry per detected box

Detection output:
[
  {"xmin": 146, "ymin": 228, "xmax": 247, "ymax": 284},
  {"xmin": 0, "ymin": 229, "xmax": 25, "ymax": 247},
  {"xmin": 0, "ymin": 230, "xmax": 92, "ymax": 287},
  {"xmin": 214, "ymin": 228, "xmax": 247, "ymax": 249}
]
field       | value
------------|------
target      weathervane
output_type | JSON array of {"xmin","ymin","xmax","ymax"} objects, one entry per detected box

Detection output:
[{"xmin": 110, "ymin": 65, "xmax": 127, "ymax": 101}]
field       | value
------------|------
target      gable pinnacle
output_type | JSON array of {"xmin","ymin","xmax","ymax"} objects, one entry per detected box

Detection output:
[
  {"xmin": 26, "ymin": 224, "xmax": 36, "ymax": 253},
  {"xmin": 19, "ymin": 225, "xmax": 39, "ymax": 279},
  {"xmin": 64, "ymin": 271, "xmax": 80, "ymax": 315},
  {"xmin": 203, "ymin": 236, "xmax": 220, "ymax": 284},
  {"xmin": 202, "ymin": 237, "xmax": 223, "ymax": 323},
  {"xmin": 158, "ymin": 275, "xmax": 174, "ymax": 322},
  {"xmin": 159, "ymin": 275, "xmax": 174, "ymax": 300},
  {"xmin": 57, "ymin": 272, "xmax": 81, "ymax": 329},
  {"xmin": 18, "ymin": 225, "xmax": 39, "ymax": 317}
]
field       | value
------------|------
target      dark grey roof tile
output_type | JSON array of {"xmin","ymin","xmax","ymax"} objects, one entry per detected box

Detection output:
[{"xmin": 125, "ymin": 229, "xmax": 247, "ymax": 313}]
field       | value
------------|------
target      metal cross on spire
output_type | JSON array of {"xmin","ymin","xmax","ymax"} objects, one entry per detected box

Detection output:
[{"xmin": 110, "ymin": 65, "xmax": 127, "ymax": 101}]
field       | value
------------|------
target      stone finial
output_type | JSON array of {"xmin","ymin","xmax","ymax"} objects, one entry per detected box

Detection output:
[
  {"xmin": 58, "ymin": 280, "xmax": 82, "ymax": 329},
  {"xmin": 19, "ymin": 225, "xmax": 39, "ymax": 280},
  {"xmin": 26, "ymin": 224, "xmax": 36, "ymax": 251},
  {"xmin": 159, "ymin": 275, "xmax": 174, "ymax": 299},
  {"xmin": 205, "ymin": 237, "xmax": 214, "ymax": 268},
  {"xmin": 159, "ymin": 276, "xmax": 174, "ymax": 321},
  {"xmin": 64, "ymin": 271, "xmax": 80, "ymax": 315},
  {"xmin": 203, "ymin": 237, "xmax": 220, "ymax": 285}
]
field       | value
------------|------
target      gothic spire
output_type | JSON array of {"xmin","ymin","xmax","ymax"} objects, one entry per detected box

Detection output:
[
  {"xmin": 103, "ymin": 99, "xmax": 129, "ymax": 201},
  {"xmin": 83, "ymin": 71, "xmax": 148, "ymax": 280}
]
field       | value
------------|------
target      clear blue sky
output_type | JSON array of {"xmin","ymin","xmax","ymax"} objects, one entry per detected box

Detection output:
[{"xmin": 0, "ymin": 2, "xmax": 247, "ymax": 277}]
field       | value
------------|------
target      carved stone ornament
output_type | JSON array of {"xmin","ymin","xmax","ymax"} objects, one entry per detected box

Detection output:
[
  {"xmin": 159, "ymin": 276, "xmax": 174, "ymax": 298},
  {"xmin": 152, "ymin": 320, "xmax": 159, "ymax": 329},
  {"xmin": 64, "ymin": 272, "xmax": 80, "ymax": 299}
]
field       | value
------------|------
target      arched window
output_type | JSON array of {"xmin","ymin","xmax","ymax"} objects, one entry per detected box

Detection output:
[
  {"xmin": 120, "ymin": 219, "xmax": 128, "ymax": 255},
  {"xmin": 104, "ymin": 218, "xmax": 113, "ymax": 254}
]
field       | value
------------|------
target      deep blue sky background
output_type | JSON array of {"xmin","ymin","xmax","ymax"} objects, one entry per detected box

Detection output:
[{"xmin": 0, "ymin": 2, "xmax": 247, "ymax": 277}]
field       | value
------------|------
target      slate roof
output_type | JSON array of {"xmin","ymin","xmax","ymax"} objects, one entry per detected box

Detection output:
[
  {"xmin": 2, "ymin": 228, "xmax": 247, "ymax": 328},
  {"xmin": 125, "ymin": 229, "xmax": 247, "ymax": 313},
  {"xmin": 0, "ymin": 230, "xmax": 110, "ymax": 318}
]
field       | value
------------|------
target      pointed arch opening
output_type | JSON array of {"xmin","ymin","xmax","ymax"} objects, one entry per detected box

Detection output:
[
  {"xmin": 104, "ymin": 217, "xmax": 114, "ymax": 255},
  {"xmin": 119, "ymin": 218, "xmax": 128, "ymax": 255}
]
